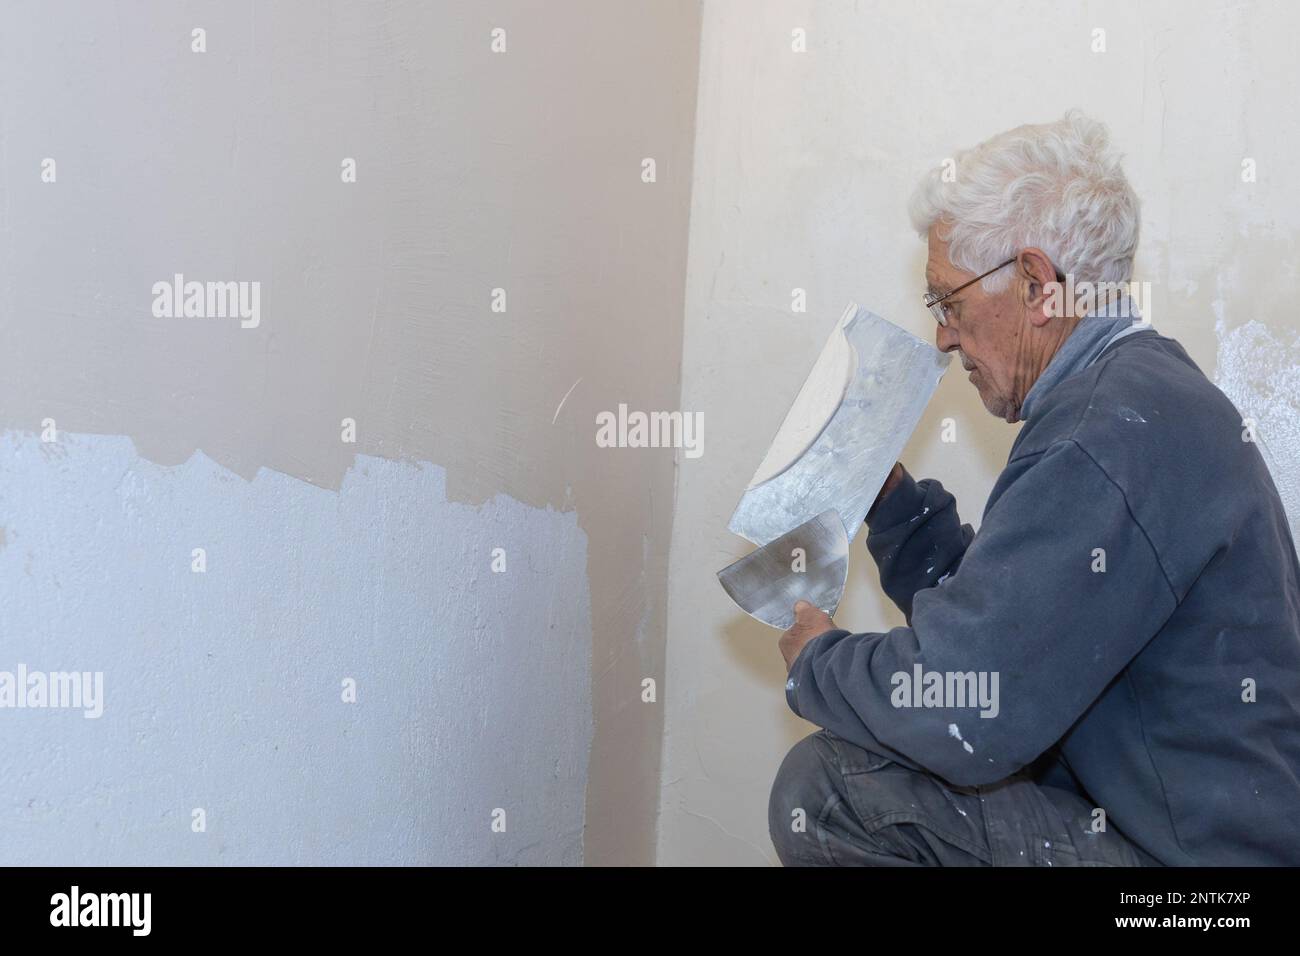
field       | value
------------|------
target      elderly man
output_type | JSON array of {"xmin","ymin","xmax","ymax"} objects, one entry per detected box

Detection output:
[{"xmin": 768, "ymin": 111, "xmax": 1300, "ymax": 866}]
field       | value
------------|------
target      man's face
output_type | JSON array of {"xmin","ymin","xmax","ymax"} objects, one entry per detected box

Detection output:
[{"xmin": 925, "ymin": 227, "xmax": 1032, "ymax": 422}]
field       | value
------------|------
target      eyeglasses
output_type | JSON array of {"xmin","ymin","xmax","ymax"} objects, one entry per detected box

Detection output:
[
  {"xmin": 923, "ymin": 256, "xmax": 1067, "ymax": 327},
  {"xmin": 923, "ymin": 257, "xmax": 1016, "ymax": 327}
]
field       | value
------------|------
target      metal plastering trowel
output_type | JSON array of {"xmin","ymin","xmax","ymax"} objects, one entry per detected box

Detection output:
[
  {"xmin": 717, "ymin": 510, "xmax": 849, "ymax": 631},
  {"xmin": 717, "ymin": 303, "xmax": 950, "ymax": 630},
  {"xmin": 728, "ymin": 303, "xmax": 950, "ymax": 545}
]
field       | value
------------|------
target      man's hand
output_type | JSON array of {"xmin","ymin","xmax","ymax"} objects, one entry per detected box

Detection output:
[{"xmin": 779, "ymin": 600, "xmax": 836, "ymax": 672}]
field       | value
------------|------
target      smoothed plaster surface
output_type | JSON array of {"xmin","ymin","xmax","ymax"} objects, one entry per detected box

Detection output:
[{"xmin": 0, "ymin": 430, "xmax": 591, "ymax": 865}]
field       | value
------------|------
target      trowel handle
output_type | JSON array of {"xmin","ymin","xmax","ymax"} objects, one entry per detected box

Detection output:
[{"xmin": 867, "ymin": 462, "xmax": 906, "ymax": 522}]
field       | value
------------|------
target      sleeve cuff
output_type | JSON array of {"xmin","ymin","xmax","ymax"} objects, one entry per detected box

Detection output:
[{"xmin": 784, "ymin": 628, "xmax": 851, "ymax": 717}]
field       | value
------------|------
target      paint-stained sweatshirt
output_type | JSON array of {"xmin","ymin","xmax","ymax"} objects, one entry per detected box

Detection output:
[{"xmin": 783, "ymin": 318, "xmax": 1300, "ymax": 866}]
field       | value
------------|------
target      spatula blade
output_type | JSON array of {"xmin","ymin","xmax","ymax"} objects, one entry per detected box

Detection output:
[{"xmin": 717, "ymin": 509, "xmax": 849, "ymax": 630}]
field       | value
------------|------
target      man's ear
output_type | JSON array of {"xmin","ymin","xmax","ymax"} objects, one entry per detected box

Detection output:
[{"xmin": 1018, "ymin": 247, "xmax": 1059, "ymax": 327}]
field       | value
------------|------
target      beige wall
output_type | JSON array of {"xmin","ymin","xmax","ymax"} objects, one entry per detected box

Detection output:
[{"xmin": 659, "ymin": 0, "xmax": 1300, "ymax": 865}]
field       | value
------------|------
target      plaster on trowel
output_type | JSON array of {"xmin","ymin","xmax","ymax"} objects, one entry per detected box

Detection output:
[{"xmin": 716, "ymin": 303, "xmax": 950, "ymax": 629}]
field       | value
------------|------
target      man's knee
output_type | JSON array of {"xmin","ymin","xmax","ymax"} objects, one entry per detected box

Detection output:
[
  {"xmin": 770, "ymin": 731, "xmax": 947, "ymax": 866},
  {"xmin": 768, "ymin": 732, "xmax": 837, "ymax": 865}
]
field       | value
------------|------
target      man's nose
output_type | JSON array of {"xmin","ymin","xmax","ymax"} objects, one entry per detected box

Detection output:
[{"xmin": 935, "ymin": 324, "xmax": 961, "ymax": 353}]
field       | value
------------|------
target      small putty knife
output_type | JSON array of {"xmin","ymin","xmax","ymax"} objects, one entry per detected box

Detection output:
[{"xmin": 716, "ymin": 509, "xmax": 849, "ymax": 630}]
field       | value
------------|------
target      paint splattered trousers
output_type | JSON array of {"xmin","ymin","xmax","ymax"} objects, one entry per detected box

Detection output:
[{"xmin": 768, "ymin": 730, "xmax": 1153, "ymax": 867}]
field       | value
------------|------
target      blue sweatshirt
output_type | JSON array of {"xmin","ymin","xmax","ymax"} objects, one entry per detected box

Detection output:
[{"xmin": 784, "ymin": 314, "xmax": 1300, "ymax": 865}]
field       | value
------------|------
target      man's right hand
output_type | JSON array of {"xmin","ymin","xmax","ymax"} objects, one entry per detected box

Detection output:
[{"xmin": 867, "ymin": 462, "xmax": 905, "ymax": 523}]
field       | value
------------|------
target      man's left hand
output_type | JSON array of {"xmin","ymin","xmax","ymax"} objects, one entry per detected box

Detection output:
[{"xmin": 779, "ymin": 600, "xmax": 836, "ymax": 672}]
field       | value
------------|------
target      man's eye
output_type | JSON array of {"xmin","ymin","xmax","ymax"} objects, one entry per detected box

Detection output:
[{"xmin": 941, "ymin": 301, "xmax": 955, "ymax": 319}]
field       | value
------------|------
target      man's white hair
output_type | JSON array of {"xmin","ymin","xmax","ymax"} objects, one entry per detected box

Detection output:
[{"xmin": 908, "ymin": 110, "xmax": 1140, "ymax": 293}]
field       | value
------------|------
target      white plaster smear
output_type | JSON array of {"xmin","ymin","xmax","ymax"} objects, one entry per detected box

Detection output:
[
  {"xmin": 0, "ymin": 431, "xmax": 592, "ymax": 865},
  {"xmin": 1215, "ymin": 319, "xmax": 1300, "ymax": 549},
  {"xmin": 747, "ymin": 310, "xmax": 854, "ymax": 489}
]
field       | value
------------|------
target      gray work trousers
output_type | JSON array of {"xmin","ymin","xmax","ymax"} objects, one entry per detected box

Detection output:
[{"xmin": 768, "ymin": 730, "xmax": 1152, "ymax": 867}]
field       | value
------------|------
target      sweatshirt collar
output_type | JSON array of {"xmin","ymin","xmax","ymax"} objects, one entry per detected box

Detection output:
[{"xmin": 1017, "ymin": 292, "xmax": 1151, "ymax": 422}]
